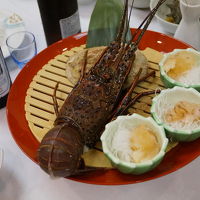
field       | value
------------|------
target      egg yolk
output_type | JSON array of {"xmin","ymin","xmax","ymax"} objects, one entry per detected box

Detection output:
[
  {"xmin": 130, "ymin": 125, "xmax": 160, "ymax": 163},
  {"xmin": 163, "ymin": 51, "xmax": 197, "ymax": 80}
]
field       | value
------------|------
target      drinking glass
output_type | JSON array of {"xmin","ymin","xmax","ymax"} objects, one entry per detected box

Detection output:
[{"xmin": 6, "ymin": 31, "xmax": 37, "ymax": 69}]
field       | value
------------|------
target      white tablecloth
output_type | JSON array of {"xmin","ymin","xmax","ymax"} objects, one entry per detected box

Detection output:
[{"xmin": 0, "ymin": 0, "xmax": 199, "ymax": 200}]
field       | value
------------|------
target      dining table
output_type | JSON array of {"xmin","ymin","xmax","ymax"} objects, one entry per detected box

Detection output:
[{"xmin": 0, "ymin": 0, "xmax": 200, "ymax": 200}]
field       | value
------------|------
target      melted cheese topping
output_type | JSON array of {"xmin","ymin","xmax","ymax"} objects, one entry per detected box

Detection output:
[
  {"xmin": 163, "ymin": 51, "xmax": 199, "ymax": 82},
  {"xmin": 129, "ymin": 125, "xmax": 160, "ymax": 163}
]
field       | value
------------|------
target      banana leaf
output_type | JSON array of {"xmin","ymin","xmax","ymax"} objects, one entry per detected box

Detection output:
[{"xmin": 86, "ymin": 0, "xmax": 131, "ymax": 48}]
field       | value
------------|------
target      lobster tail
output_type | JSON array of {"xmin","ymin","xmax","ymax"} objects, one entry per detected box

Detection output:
[{"xmin": 38, "ymin": 124, "xmax": 84, "ymax": 177}]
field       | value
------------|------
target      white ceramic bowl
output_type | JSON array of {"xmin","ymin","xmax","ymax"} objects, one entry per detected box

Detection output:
[
  {"xmin": 151, "ymin": 87, "xmax": 200, "ymax": 141},
  {"xmin": 101, "ymin": 114, "xmax": 168, "ymax": 174},
  {"xmin": 159, "ymin": 48, "xmax": 200, "ymax": 91},
  {"xmin": 150, "ymin": 0, "xmax": 178, "ymax": 34}
]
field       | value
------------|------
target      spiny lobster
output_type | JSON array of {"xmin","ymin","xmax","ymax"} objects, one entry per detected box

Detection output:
[{"xmin": 38, "ymin": 0, "xmax": 167, "ymax": 177}]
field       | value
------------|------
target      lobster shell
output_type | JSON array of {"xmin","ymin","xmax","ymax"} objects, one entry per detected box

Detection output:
[{"xmin": 38, "ymin": 124, "xmax": 83, "ymax": 177}]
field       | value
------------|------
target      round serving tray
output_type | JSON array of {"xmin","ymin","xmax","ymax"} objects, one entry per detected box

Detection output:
[{"xmin": 7, "ymin": 30, "xmax": 200, "ymax": 185}]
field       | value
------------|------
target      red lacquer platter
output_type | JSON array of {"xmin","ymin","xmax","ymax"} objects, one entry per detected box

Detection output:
[{"xmin": 7, "ymin": 29, "xmax": 200, "ymax": 185}]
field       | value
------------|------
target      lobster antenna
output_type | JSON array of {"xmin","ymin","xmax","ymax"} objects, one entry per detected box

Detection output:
[
  {"xmin": 133, "ymin": 0, "xmax": 167, "ymax": 47},
  {"xmin": 129, "ymin": 1, "xmax": 163, "ymax": 44},
  {"xmin": 122, "ymin": 0, "xmax": 135, "ymax": 43},
  {"xmin": 116, "ymin": 0, "xmax": 129, "ymax": 42},
  {"xmin": 123, "ymin": 0, "xmax": 166, "ymax": 49}
]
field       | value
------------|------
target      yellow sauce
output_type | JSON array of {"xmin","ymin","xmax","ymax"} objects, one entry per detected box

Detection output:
[
  {"xmin": 130, "ymin": 125, "xmax": 160, "ymax": 163},
  {"xmin": 165, "ymin": 16, "xmax": 175, "ymax": 23},
  {"xmin": 165, "ymin": 101, "xmax": 200, "ymax": 123},
  {"xmin": 163, "ymin": 51, "xmax": 197, "ymax": 80}
]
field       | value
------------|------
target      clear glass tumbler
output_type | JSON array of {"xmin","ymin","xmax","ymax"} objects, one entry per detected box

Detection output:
[{"xmin": 6, "ymin": 31, "xmax": 37, "ymax": 69}]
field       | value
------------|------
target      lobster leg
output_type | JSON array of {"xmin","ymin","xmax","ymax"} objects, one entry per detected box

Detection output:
[
  {"xmin": 138, "ymin": 70, "xmax": 155, "ymax": 82},
  {"xmin": 118, "ymin": 89, "xmax": 161, "ymax": 116},
  {"xmin": 71, "ymin": 158, "xmax": 110, "ymax": 176},
  {"xmin": 112, "ymin": 68, "xmax": 142, "ymax": 118},
  {"xmin": 111, "ymin": 70, "xmax": 157, "ymax": 119},
  {"xmin": 52, "ymin": 82, "xmax": 59, "ymax": 117}
]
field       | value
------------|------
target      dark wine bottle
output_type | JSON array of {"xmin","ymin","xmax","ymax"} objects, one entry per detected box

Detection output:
[
  {"xmin": 0, "ymin": 47, "xmax": 12, "ymax": 109},
  {"xmin": 37, "ymin": 0, "xmax": 81, "ymax": 46}
]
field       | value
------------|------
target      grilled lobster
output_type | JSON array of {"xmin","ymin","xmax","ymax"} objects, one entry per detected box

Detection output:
[{"xmin": 38, "ymin": 0, "xmax": 167, "ymax": 177}]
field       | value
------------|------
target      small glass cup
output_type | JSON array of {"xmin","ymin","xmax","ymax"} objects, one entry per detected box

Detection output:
[{"xmin": 6, "ymin": 31, "xmax": 37, "ymax": 69}]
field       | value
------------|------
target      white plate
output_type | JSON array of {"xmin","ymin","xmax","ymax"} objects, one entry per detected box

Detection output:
[{"xmin": 0, "ymin": 10, "xmax": 25, "ymax": 58}]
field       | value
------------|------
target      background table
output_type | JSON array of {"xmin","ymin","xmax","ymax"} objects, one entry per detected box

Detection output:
[{"xmin": 0, "ymin": 0, "xmax": 199, "ymax": 200}]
